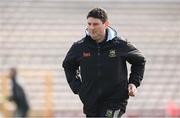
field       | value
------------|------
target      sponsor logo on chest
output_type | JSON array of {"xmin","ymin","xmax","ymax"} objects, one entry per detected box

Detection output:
[{"xmin": 83, "ymin": 52, "xmax": 91, "ymax": 57}]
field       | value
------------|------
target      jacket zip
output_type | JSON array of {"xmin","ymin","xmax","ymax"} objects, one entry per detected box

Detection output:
[
  {"xmin": 97, "ymin": 44, "xmax": 102, "ymax": 95},
  {"xmin": 97, "ymin": 44, "xmax": 100, "ymax": 56},
  {"xmin": 97, "ymin": 44, "xmax": 101, "ymax": 77}
]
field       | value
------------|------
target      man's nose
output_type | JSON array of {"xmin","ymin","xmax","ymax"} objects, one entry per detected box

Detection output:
[{"xmin": 89, "ymin": 25, "xmax": 95, "ymax": 30}]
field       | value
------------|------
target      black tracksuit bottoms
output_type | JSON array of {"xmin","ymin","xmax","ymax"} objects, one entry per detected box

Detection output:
[{"xmin": 85, "ymin": 102, "xmax": 125, "ymax": 118}]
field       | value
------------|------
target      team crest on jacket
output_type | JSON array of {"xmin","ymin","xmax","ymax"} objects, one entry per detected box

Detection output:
[{"xmin": 109, "ymin": 49, "xmax": 116, "ymax": 57}]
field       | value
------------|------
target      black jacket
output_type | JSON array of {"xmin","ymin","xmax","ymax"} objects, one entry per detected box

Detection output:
[{"xmin": 62, "ymin": 27, "xmax": 146, "ymax": 113}]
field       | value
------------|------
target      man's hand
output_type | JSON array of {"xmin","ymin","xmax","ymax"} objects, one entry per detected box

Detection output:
[{"xmin": 128, "ymin": 83, "xmax": 137, "ymax": 97}]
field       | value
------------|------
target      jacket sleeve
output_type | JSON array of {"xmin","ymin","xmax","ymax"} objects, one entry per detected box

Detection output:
[
  {"xmin": 62, "ymin": 43, "xmax": 82, "ymax": 94},
  {"xmin": 125, "ymin": 41, "xmax": 146, "ymax": 88}
]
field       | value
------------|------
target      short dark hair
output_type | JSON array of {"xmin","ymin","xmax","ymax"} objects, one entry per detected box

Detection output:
[{"xmin": 87, "ymin": 8, "xmax": 108, "ymax": 23}]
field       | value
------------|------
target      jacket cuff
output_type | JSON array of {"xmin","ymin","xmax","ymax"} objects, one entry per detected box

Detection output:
[{"xmin": 128, "ymin": 80, "xmax": 140, "ymax": 88}]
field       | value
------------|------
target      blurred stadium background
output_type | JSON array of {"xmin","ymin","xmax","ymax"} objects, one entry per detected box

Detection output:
[{"xmin": 0, "ymin": 0, "xmax": 180, "ymax": 117}]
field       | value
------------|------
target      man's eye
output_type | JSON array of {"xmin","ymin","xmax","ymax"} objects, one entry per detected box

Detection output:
[
  {"xmin": 88, "ymin": 23, "xmax": 99, "ymax": 26},
  {"xmin": 93, "ymin": 23, "xmax": 98, "ymax": 26}
]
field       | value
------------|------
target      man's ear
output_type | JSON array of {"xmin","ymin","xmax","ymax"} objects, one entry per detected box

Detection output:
[{"xmin": 104, "ymin": 20, "xmax": 109, "ymax": 28}]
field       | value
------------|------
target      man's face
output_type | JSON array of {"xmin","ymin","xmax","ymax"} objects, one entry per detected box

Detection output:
[{"xmin": 87, "ymin": 17, "xmax": 109, "ymax": 41}]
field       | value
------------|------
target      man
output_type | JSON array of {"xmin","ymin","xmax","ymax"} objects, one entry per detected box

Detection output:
[
  {"xmin": 7, "ymin": 68, "xmax": 29, "ymax": 117},
  {"xmin": 63, "ymin": 8, "xmax": 146, "ymax": 117}
]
